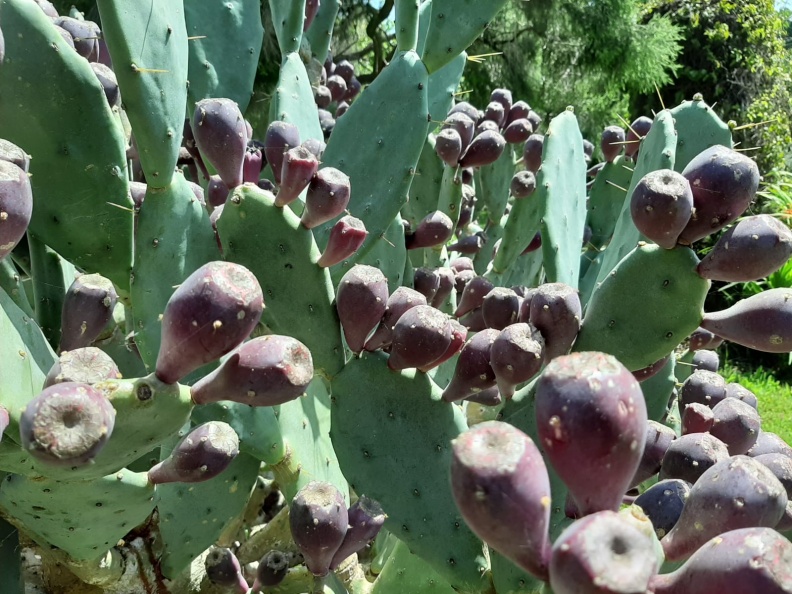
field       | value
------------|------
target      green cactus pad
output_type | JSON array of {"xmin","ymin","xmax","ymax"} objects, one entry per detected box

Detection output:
[
  {"xmin": 157, "ymin": 450, "xmax": 260, "ymax": 578},
  {"xmin": 490, "ymin": 549, "xmax": 546, "ymax": 594},
  {"xmin": 269, "ymin": 0, "xmax": 306, "ymax": 55},
  {"xmin": 0, "ymin": 469, "xmax": 155, "ymax": 561},
  {"xmin": 305, "ymin": 0, "xmax": 339, "ymax": 63},
  {"xmin": 270, "ymin": 52, "xmax": 324, "ymax": 146},
  {"xmin": 330, "ymin": 353, "xmax": 490, "ymax": 592},
  {"xmin": 403, "ymin": 136, "xmax": 445, "ymax": 228},
  {"xmin": 478, "ymin": 145, "xmax": 515, "ymax": 224},
  {"xmin": 28, "ymin": 236, "xmax": 74, "ymax": 351},
  {"xmin": 670, "ymin": 97, "xmax": 733, "ymax": 172},
  {"xmin": 0, "ymin": 259, "xmax": 33, "ymax": 318},
  {"xmin": 492, "ymin": 177, "xmax": 543, "ymax": 277},
  {"xmin": 421, "ymin": 0, "xmax": 509, "ymax": 74},
  {"xmin": 371, "ymin": 537, "xmax": 457, "ymax": 594},
  {"xmin": 216, "ymin": 183, "xmax": 344, "ymax": 378},
  {"xmin": 130, "ymin": 174, "xmax": 219, "ymax": 370},
  {"xmin": 585, "ymin": 156, "xmax": 635, "ymax": 250},
  {"xmin": 640, "ymin": 355, "xmax": 677, "ymax": 423},
  {"xmin": 574, "ymin": 244, "xmax": 709, "ymax": 371},
  {"xmin": 427, "ymin": 52, "xmax": 466, "ymax": 130},
  {"xmin": 501, "ymin": 247, "xmax": 544, "ymax": 289},
  {"xmin": 314, "ymin": 51, "xmax": 429, "ymax": 276},
  {"xmin": 437, "ymin": 166, "xmax": 464, "ymax": 230},
  {"xmin": 0, "ymin": 0, "xmax": 133, "ymax": 290},
  {"xmin": 184, "ymin": 0, "xmax": 264, "ymax": 114},
  {"xmin": 396, "ymin": 0, "xmax": 420, "ymax": 53},
  {"xmin": 97, "ymin": 0, "xmax": 189, "ymax": 189},
  {"xmin": 343, "ymin": 212, "xmax": 407, "ymax": 290},
  {"xmin": 673, "ymin": 349, "xmax": 695, "ymax": 385}
]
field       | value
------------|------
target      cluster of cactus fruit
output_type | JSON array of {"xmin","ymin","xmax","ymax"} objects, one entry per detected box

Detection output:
[{"xmin": 4, "ymin": 0, "xmax": 792, "ymax": 592}]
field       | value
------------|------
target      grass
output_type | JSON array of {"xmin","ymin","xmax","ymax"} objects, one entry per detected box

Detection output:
[{"xmin": 721, "ymin": 363, "xmax": 792, "ymax": 444}]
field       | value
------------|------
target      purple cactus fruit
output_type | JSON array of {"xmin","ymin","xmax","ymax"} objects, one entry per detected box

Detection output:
[
  {"xmin": 625, "ymin": 116, "xmax": 652, "ymax": 160},
  {"xmin": 688, "ymin": 326, "xmax": 718, "ymax": 351},
  {"xmin": 20, "ymin": 382, "xmax": 116, "ymax": 467},
  {"xmin": 601, "ymin": 126, "xmax": 625, "ymax": 163},
  {"xmin": 459, "ymin": 130, "xmax": 506, "ymax": 168},
  {"xmin": 630, "ymin": 421, "xmax": 677, "ymax": 488},
  {"xmin": 406, "ymin": 211, "xmax": 454, "ymax": 250},
  {"xmin": 412, "ymin": 267, "xmax": 441, "ymax": 303},
  {"xmin": 0, "ymin": 407, "xmax": 7, "ymax": 441},
  {"xmin": 447, "ymin": 233, "xmax": 485, "ymax": 254},
  {"xmin": 679, "ymin": 370, "xmax": 727, "ymax": 409},
  {"xmin": 435, "ymin": 128, "xmax": 463, "ymax": 167},
  {"xmin": 748, "ymin": 431, "xmax": 792, "ymax": 458},
  {"xmin": 289, "ymin": 481, "xmax": 349, "ymax": 577},
  {"xmin": 526, "ymin": 109, "xmax": 542, "ymax": 131},
  {"xmin": 754, "ymin": 453, "xmax": 792, "ymax": 500},
  {"xmin": 364, "ymin": 287, "xmax": 427, "ymax": 352},
  {"xmin": 207, "ymin": 175, "xmax": 229, "ymax": 209},
  {"xmin": 681, "ymin": 402, "xmax": 715, "ymax": 435},
  {"xmin": 661, "ymin": 456, "xmax": 787, "ymax": 562},
  {"xmin": 448, "ymin": 101, "xmax": 480, "ymax": 123},
  {"xmin": 632, "ymin": 354, "xmax": 670, "ymax": 382},
  {"xmin": 475, "ymin": 120, "xmax": 500, "ymax": 136},
  {"xmin": 709, "ymin": 397, "xmax": 761, "ymax": 455},
  {"xmin": 334, "ymin": 60, "xmax": 355, "ymax": 83},
  {"xmin": 335, "ymin": 101, "xmax": 349, "ymax": 118},
  {"xmin": 33, "ymin": 0, "xmax": 59, "ymax": 17},
  {"xmin": 304, "ymin": 0, "xmax": 320, "ymax": 30},
  {"xmin": 205, "ymin": 547, "xmax": 249, "ymax": 593},
  {"xmin": 677, "ymin": 145, "xmax": 761, "ymax": 244},
  {"xmin": 535, "ymin": 352, "xmax": 647, "ymax": 515},
  {"xmin": 490, "ymin": 88, "xmax": 513, "ymax": 114},
  {"xmin": 442, "ymin": 112, "xmax": 475, "ymax": 152},
  {"xmin": 324, "ymin": 74, "xmax": 347, "ymax": 104},
  {"xmin": 724, "ymin": 383, "xmax": 758, "ymax": 409},
  {"xmin": 192, "ymin": 98, "xmax": 248, "ymax": 189},
  {"xmin": 0, "ymin": 139, "xmax": 30, "ymax": 172},
  {"xmin": 506, "ymin": 100, "xmax": 531, "ymax": 126},
  {"xmin": 464, "ymin": 385, "xmax": 501, "ymax": 406},
  {"xmin": 659, "ymin": 432, "xmax": 730, "ymax": 484},
  {"xmin": 190, "ymin": 335, "xmax": 313, "ymax": 407},
  {"xmin": 314, "ymin": 85, "xmax": 332, "ymax": 109},
  {"xmin": 481, "ymin": 287, "xmax": 521, "ymax": 330},
  {"xmin": 129, "ymin": 181, "xmax": 146, "ymax": 211},
  {"xmin": 516, "ymin": 288, "xmax": 536, "ymax": 323},
  {"xmin": 302, "ymin": 138, "xmax": 326, "ymax": 161},
  {"xmin": 549, "ymin": 510, "xmax": 659, "ymax": 594},
  {"xmin": 264, "ymin": 121, "xmax": 300, "ymax": 185},
  {"xmin": 510, "ymin": 170, "xmax": 537, "ymax": 198},
  {"xmin": 634, "ymin": 479, "xmax": 691, "ymax": 539},
  {"xmin": 459, "ymin": 306, "xmax": 487, "ymax": 332},
  {"xmin": 453, "ymin": 269, "xmax": 476, "ymax": 296},
  {"xmin": 387, "ymin": 305, "xmax": 453, "ymax": 371},
  {"xmin": 336, "ymin": 265, "xmax": 389, "ymax": 354},
  {"xmin": 148, "ymin": 421, "xmax": 240, "ymax": 485},
  {"xmin": 417, "ymin": 319, "xmax": 467, "ymax": 373},
  {"xmin": 454, "ymin": 276, "xmax": 494, "ymax": 318},
  {"xmin": 483, "ymin": 101, "xmax": 506, "ymax": 128},
  {"xmin": 89, "ymin": 63, "xmax": 121, "ymax": 108},
  {"xmin": 44, "ymin": 347, "xmax": 121, "ymax": 388},
  {"xmin": 155, "ymin": 262, "xmax": 264, "ymax": 384},
  {"xmin": 0, "ymin": 160, "xmax": 33, "ymax": 261},
  {"xmin": 521, "ymin": 231, "xmax": 542, "ymax": 255},
  {"xmin": 442, "ymin": 329, "xmax": 500, "ymax": 402},
  {"xmin": 629, "ymin": 169, "xmax": 694, "ymax": 249},
  {"xmin": 276, "ymin": 145, "xmax": 319, "ymax": 207},
  {"xmin": 54, "ymin": 17, "xmax": 100, "ymax": 61},
  {"xmin": 451, "ymin": 421, "xmax": 552, "ymax": 580},
  {"xmin": 650, "ymin": 527, "xmax": 792, "ymax": 594},
  {"xmin": 503, "ymin": 119, "xmax": 534, "ymax": 144},
  {"xmin": 252, "ymin": 550, "xmax": 289, "ymax": 590},
  {"xmin": 691, "ymin": 349, "xmax": 719, "ymax": 372},
  {"xmin": 522, "ymin": 134, "xmax": 545, "ymax": 173},
  {"xmin": 243, "ymin": 147, "xmax": 263, "ymax": 184},
  {"xmin": 528, "ymin": 282, "xmax": 582, "ymax": 360},
  {"xmin": 299, "ymin": 166, "xmax": 351, "ymax": 229},
  {"xmin": 701, "ymin": 288, "xmax": 792, "ymax": 352},
  {"xmin": 344, "ymin": 77, "xmax": 362, "ymax": 102},
  {"xmin": 450, "ymin": 257, "xmax": 474, "ymax": 274},
  {"xmin": 187, "ymin": 181, "xmax": 206, "ymax": 207},
  {"xmin": 490, "ymin": 322, "xmax": 545, "ymax": 399},
  {"xmin": 430, "ymin": 267, "xmax": 455, "ymax": 309},
  {"xmin": 59, "ymin": 273, "xmax": 118, "ymax": 352},
  {"xmin": 317, "ymin": 215, "xmax": 368, "ymax": 267},
  {"xmin": 329, "ymin": 496, "xmax": 386, "ymax": 570}
]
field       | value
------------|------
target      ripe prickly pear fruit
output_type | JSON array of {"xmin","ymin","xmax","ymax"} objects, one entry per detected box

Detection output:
[
  {"xmin": 634, "ymin": 479, "xmax": 691, "ymax": 540},
  {"xmin": 506, "ymin": 100, "xmax": 530, "ymax": 125},
  {"xmin": 336, "ymin": 265, "xmax": 389, "ymax": 353},
  {"xmin": 661, "ymin": 456, "xmax": 787, "ymax": 562},
  {"xmin": 435, "ymin": 128, "xmax": 463, "ymax": 167},
  {"xmin": 724, "ymin": 383, "xmax": 758, "ymax": 409},
  {"xmin": 632, "ymin": 354, "xmax": 670, "ymax": 382},
  {"xmin": 710, "ymin": 397, "xmax": 761, "ymax": 455},
  {"xmin": 334, "ymin": 60, "xmax": 355, "ymax": 83},
  {"xmin": 329, "ymin": 496, "xmax": 386, "ymax": 570},
  {"xmin": 190, "ymin": 335, "xmax": 313, "ymax": 407},
  {"xmin": 748, "ymin": 431, "xmax": 792, "ymax": 458},
  {"xmin": 302, "ymin": 138, "xmax": 326, "ymax": 161},
  {"xmin": 482, "ymin": 287, "xmax": 521, "ymax": 330},
  {"xmin": 54, "ymin": 17, "xmax": 100, "ymax": 60},
  {"xmin": 521, "ymin": 231, "xmax": 542, "ymax": 254},
  {"xmin": 688, "ymin": 326, "xmax": 720, "ymax": 351},
  {"xmin": 466, "ymin": 385, "xmax": 502, "ymax": 406},
  {"xmin": 660, "ymin": 432, "xmax": 730, "ymax": 484},
  {"xmin": 679, "ymin": 370, "xmax": 727, "ymax": 409},
  {"xmin": 300, "ymin": 167, "xmax": 351, "ymax": 229},
  {"xmin": 431, "ymin": 267, "xmax": 455, "ymax": 308},
  {"xmin": 600, "ymin": 126, "xmax": 625, "ymax": 162},
  {"xmin": 510, "ymin": 170, "xmax": 536, "ymax": 198},
  {"xmin": 528, "ymin": 282, "xmax": 582, "ymax": 360},
  {"xmin": 522, "ymin": 134, "xmax": 544, "ymax": 173},
  {"xmin": 207, "ymin": 175, "xmax": 229, "ymax": 209},
  {"xmin": 252, "ymin": 550, "xmax": 289, "ymax": 590},
  {"xmin": 314, "ymin": 85, "xmax": 332, "ymax": 109},
  {"xmin": 451, "ymin": 421, "xmax": 552, "ymax": 580},
  {"xmin": 753, "ymin": 453, "xmax": 792, "ymax": 500},
  {"xmin": 364, "ymin": 287, "xmax": 427, "ymax": 351},
  {"xmin": 192, "ymin": 98, "xmax": 248, "ymax": 189},
  {"xmin": 318, "ymin": 215, "xmax": 368, "ymax": 267},
  {"xmin": 326, "ymin": 74, "xmax": 347, "ymax": 103},
  {"xmin": 148, "ymin": 421, "xmax": 240, "ymax": 485},
  {"xmin": 442, "ymin": 329, "xmax": 500, "ymax": 402},
  {"xmin": 490, "ymin": 88, "xmax": 513, "ymax": 113},
  {"xmin": 243, "ymin": 146, "xmax": 263, "ymax": 184},
  {"xmin": 89, "ymin": 63, "xmax": 121, "ymax": 108},
  {"xmin": 454, "ymin": 275, "xmax": 494, "ymax": 318},
  {"xmin": 549, "ymin": 510, "xmax": 659, "ymax": 594},
  {"xmin": 503, "ymin": 119, "xmax": 533, "ymax": 144},
  {"xmin": 276, "ymin": 145, "xmax": 319, "ymax": 207},
  {"xmin": 406, "ymin": 211, "xmax": 454, "ymax": 250},
  {"xmin": 0, "ymin": 407, "xmax": 8, "ymax": 441},
  {"xmin": 205, "ymin": 547, "xmax": 249, "ymax": 593},
  {"xmin": 630, "ymin": 169, "xmax": 693, "ymax": 249},
  {"xmin": 387, "ymin": 305, "xmax": 452, "ymax": 371},
  {"xmin": 677, "ymin": 144, "xmax": 761, "ymax": 244},
  {"xmin": 59, "ymin": 273, "xmax": 118, "ymax": 352},
  {"xmin": 44, "ymin": 347, "xmax": 121, "ymax": 388},
  {"xmin": 483, "ymin": 101, "xmax": 506, "ymax": 128},
  {"xmin": 450, "ymin": 256, "xmax": 475, "ymax": 274},
  {"xmin": 625, "ymin": 116, "xmax": 652, "ymax": 159},
  {"xmin": 0, "ymin": 160, "xmax": 33, "ymax": 261},
  {"xmin": 336, "ymin": 101, "xmax": 349, "ymax": 118},
  {"xmin": 0, "ymin": 139, "xmax": 30, "ymax": 172},
  {"xmin": 442, "ymin": 112, "xmax": 475, "ymax": 152},
  {"xmin": 630, "ymin": 420, "xmax": 676, "ymax": 488},
  {"xmin": 650, "ymin": 527, "xmax": 792, "ymax": 594},
  {"xmin": 459, "ymin": 130, "xmax": 506, "ymax": 168},
  {"xmin": 20, "ymin": 382, "xmax": 116, "ymax": 467},
  {"xmin": 155, "ymin": 262, "xmax": 264, "ymax": 384},
  {"xmin": 289, "ymin": 481, "xmax": 348, "ymax": 577},
  {"xmin": 490, "ymin": 323, "xmax": 545, "ymax": 399},
  {"xmin": 697, "ymin": 214, "xmax": 792, "ymax": 282},
  {"xmin": 691, "ymin": 349, "xmax": 719, "ymax": 372},
  {"xmin": 448, "ymin": 233, "xmax": 485, "ymax": 254},
  {"xmin": 681, "ymin": 402, "xmax": 715, "ymax": 435},
  {"xmin": 535, "ymin": 352, "xmax": 647, "ymax": 515},
  {"xmin": 417, "ymin": 319, "xmax": 467, "ymax": 373},
  {"xmin": 264, "ymin": 121, "xmax": 300, "ymax": 184},
  {"xmin": 448, "ymin": 101, "xmax": 480, "ymax": 123}
]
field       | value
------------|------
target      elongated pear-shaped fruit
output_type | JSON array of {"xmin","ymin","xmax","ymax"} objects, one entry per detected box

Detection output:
[
  {"xmin": 454, "ymin": 276, "xmax": 494, "ymax": 318},
  {"xmin": 435, "ymin": 128, "xmax": 463, "ymax": 167},
  {"xmin": 650, "ymin": 527, "xmax": 792, "ymax": 594},
  {"xmin": 20, "ymin": 382, "xmax": 116, "ymax": 467},
  {"xmin": 451, "ymin": 421, "xmax": 552, "ymax": 580},
  {"xmin": 631, "ymin": 421, "xmax": 676, "ymax": 488},
  {"xmin": 482, "ymin": 288, "xmax": 521, "ymax": 330},
  {"xmin": 688, "ymin": 326, "xmax": 719, "ymax": 351},
  {"xmin": 625, "ymin": 116, "xmax": 652, "ymax": 159},
  {"xmin": 264, "ymin": 121, "xmax": 300, "ymax": 184},
  {"xmin": 156, "ymin": 262, "xmax": 264, "ymax": 384},
  {"xmin": 290, "ymin": 481, "xmax": 348, "ymax": 577},
  {"xmin": 301, "ymin": 167, "xmax": 351, "ymax": 229},
  {"xmin": 193, "ymin": 99, "xmax": 248, "ymax": 189},
  {"xmin": 252, "ymin": 550, "xmax": 289, "ymax": 591},
  {"xmin": 148, "ymin": 421, "xmax": 240, "ymax": 485},
  {"xmin": 528, "ymin": 283, "xmax": 582, "ymax": 360},
  {"xmin": 243, "ymin": 146, "xmax": 263, "ymax": 184},
  {"xmin": 417, "ymin": 320, "xmax": 467, "ymax": 373},
  {"xmin": 753, "ymin": 453, "xmax": 792, "ymax": 499},
  {"xmin": 710, "ymin": 397, "xmax": 761, "ymax": 455},
  {"xmin": 431, "ymin": 267, "xmax": 455, "ymax": 309},
  {"xmin": 442, "ymin": 329, "xmax": 500, "ymax": 402},
  {"xmin": 701, "ymin": 288, "xmax": 792, "ymax": 352},
  {"xmin": 336, "ymin": 265, "xmax": 389, "ymax": 353},
  {"xmin": 205, "ymin": 547, "xmax": 248, "ymax": 593},
  {"xmin": 406, "ymin": 211, "xmax": 454, "ymax": 250},
  {"xmin": 725, "ymin": 382, "xmax": 758, "ymax": 409},
  {"xmin": 660, "ymin": 432, "xmax": 730, "ymax": 484},
  {"xmin": 601, "ymin": 126, "xmax": 625, "ymax": 162},
  {"xmin": 691, "ymin": 349, "xmax": 719, "ymax": 372},
  {"xmin": 634, "ymin": 479, "xmax": 691, "ymax": 540},
  {"xmin": 490, "ymin": 323, "xmax": 545, "ymax": 398},
  {"xmin": 549, "ymin": 510, "xmax": 659, "ymax": 594},
  {"xmin": 59, "ymin": 273, "xmax": 118, "ymax": 352},
  {"xmin": 387, "ymin": 305, "xmax": 452, "ymax": 371},
  {"xmin": 318, "ymin": 216, "xmax": 368, "ymax": 267},
  {"xmin": 276, "ymin": 146, "xmax": 319, "ymax": 207},
  {"xmin": 459, "ymin": 130, "xmax": 506, "ymax": 168},
  {"xmin": 697, "ymin": 214, "xmax": 792, "ymax": 282},
  {"xmin": 442, "ymin": 112, "xmax": 475, "ymax": 152},
  {"xmin": 535, "ymin": 352, "xmax": 647, "ymax": 515},
  {"xmin": 44, "ymin": 347, "xmax": 121, "ymax": 388},
  {"xmin": 510, "ymin": 170, "xmax": 536, "ymax": 198},
  {"xmin": 679, "ymin": 370, "xmax": 727, "ymax": 409},
  {"xmin": 522, "ymin": 134, "xmax": 544, "ymax": 173},
  {"xmin": 329, "ymin": 496, "xmax": 386, "ymax": 570},
  {"xmin": 0, "ymin": 160, "xmax": 33, "ymax": 260},
  {"xmin": 503, "ymin": 119, "xmax": 533, "ymax": 144},
  {"xmin": 630, "ymin": 169, "xmax": 693, "ymax": 249},
  {"xmin": 681, "ymin": 403, "xmax": 715, "ymax": 435},
  {"xmin": 190, "ymin": 335, "xmax": 313, "ymax": 407},
  {"xmin": 413, "ymin": 267, "xmax": 440, "ymax": 302},
  {"xmin": 364, "ymin": 287, "xmax": 427, "ymax": 351},
  {"xmin": 662, "ymin": 456, "xmax": 787, "ymax": 561},
  {"xmin": 748, "ymin": 431, "xmax": 792, "ymax": 458}
]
